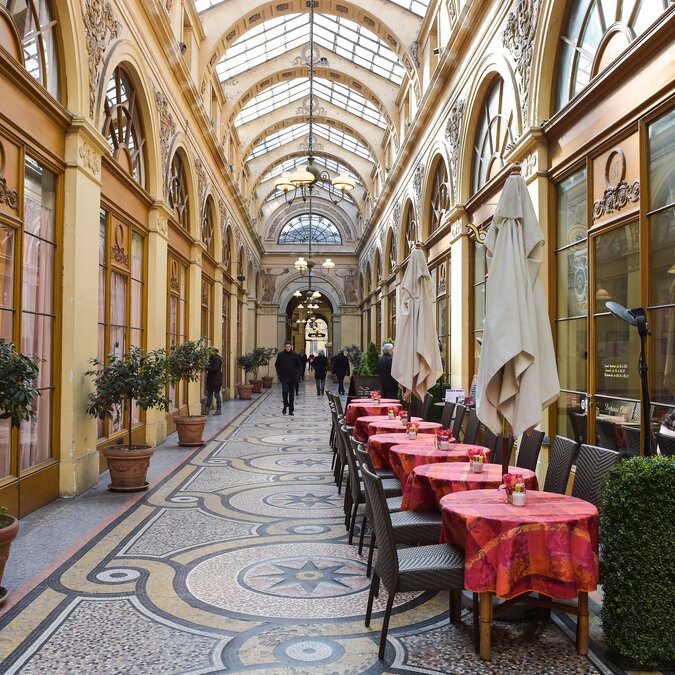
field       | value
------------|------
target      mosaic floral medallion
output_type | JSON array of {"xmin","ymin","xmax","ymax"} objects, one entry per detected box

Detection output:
[{"xmin": 226, "ymin": 485, "xmax": 344, "ymax": 518}]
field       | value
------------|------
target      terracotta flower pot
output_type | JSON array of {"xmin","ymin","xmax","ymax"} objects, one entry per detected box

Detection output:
[
  {"xmin": 261, "ymin": 376, "xmax": 274, "ymax": 388},
  {"xmin": 0, "ymin": 514, "xmax": 19, "ymax": 592},
  {"xmin": 102, "ymin": 444, "xmax": 154, "ymax": 492},
  {"xmin": 238, "ymin": 384, "xmax": 253, "ymax": 399},
  {"xmin": 249, "ymin": 379, "xmax": 263, "ymax": 393},
  {"xmin": 174, "ymin": 415, "xmax": 208, "ymax": 447}
]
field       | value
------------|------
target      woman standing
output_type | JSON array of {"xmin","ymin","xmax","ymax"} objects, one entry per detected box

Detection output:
[{"xmin": 313, "ymin": 350, "xmax": 328, "ymax": 396}]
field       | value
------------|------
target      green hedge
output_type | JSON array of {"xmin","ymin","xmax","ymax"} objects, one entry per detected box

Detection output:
[{"xmin": 599, "ymin": 455, "xmax": 675, "ymax": 670}]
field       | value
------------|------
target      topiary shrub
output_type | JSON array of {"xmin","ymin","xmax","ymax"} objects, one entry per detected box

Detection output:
[
  {"xmin": 599, "ymin": 455, "xmax": 675, "ymax": 670},
  {"xmin": 365, "ymin": 341, "xmax": 379, "ymax": 375}
]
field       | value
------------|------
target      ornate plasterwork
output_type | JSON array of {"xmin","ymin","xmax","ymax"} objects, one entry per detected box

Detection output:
[
  {"xmin": 154, "ymin": 87, "xmax": 176, "ymax": 196},
  {"xmin": 260, "ymin": 267, "xmax": 290, "ymax": 302},
  {"xmin": 78, "ymin": 142, "xmax": 101, "ymax": 179},
  {"xmin": 409, "ymin": 41, "xmax": 420, "ymax": 69},
  {"xmin": 502, "ymin": 0, "xmax": 539, "ymax": 120},
  {"xmin": 0, "ymin": 176, "xmax": 18, "ymax": 209},
  {"xmin": 218, "ymin": 198, "xmax": 228, "ymax": 230},
  {"xmin": 195, "ymin": 157, "xmax": 207, "ymax": 209},
  {"xmin": 83, "ymin": 0, "xmax": 122, "ymax": 118},
  {"xmin": 413, "ymin": 162, "xmax": 424, "ymax": 202},
  {"xmin": 157, "ymin": 215, "xmax": 168, "ymax": 237},
  {"xmin": 393, "ymin": 201, "xmax": 402, "ymax": 228},
  {"xmin": 522, "ymin": 152, "xmax": 537, "ymax": 178},
  {"xmin": 444, "ymin": 98, "xmax": 465, "ymax": 198},
  {"xmin": 165, "ymin": 0, "xmax": 173, "ymax": 12},
  {"xmin": 592, "ymin": 148, "xmax": 640, "ymax": 220}
]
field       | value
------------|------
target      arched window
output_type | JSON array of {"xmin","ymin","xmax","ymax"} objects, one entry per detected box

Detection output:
[
  {"xmin": 169, "ymin": 153, "xmax": 189, "ymax": 230},
  {"xmin": 556, "ymin": 0, "xmax": 670, "ymax": 111},
  {"xmin": 202, "ymin": 197, "xmax": 215, "ymax": 256},
  {"xmin": 102, "ymin": 66, "xmax": 146, "ymax": 186},
  {"xmin": 403, "ymin": 202, "xmax": 416, "ymax": 257},
  {"xmin": 472, "ymin": 78, "xmax": 515, "ymax": 194},
  {"xmin": 278, "ymin": 214, "xmax": 342, "ymax": 245},
  {"xmin": 428, "ymin": 158, "xmax": 448, "ymax": 233},
  {"xmin": 1, "ymin": 0, "xmax": 60, "ymax": 98}
]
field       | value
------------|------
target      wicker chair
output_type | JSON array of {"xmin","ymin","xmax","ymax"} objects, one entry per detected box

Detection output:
[
  {"xmin": 656, "ymin": 432, "xmax": 675, "ymax": 456},
  {"xmin": 451, "ymin": 404, "xmax": 467, "ymax": 444},
  {"xmin": 568, "ymin": 411, "xmax": 587, "ymax": 445},
  {"xmin": 571, "ymin": 444, "xmax": 621, "ymax": 507},
  {"xmin": 463, "ymin": 409, "xmax": 481, "ymax": 445},
  {"xmin": 543, "ymin": 436, "xmax": 578, "ymax": 494},
  {"xmin": 488, "ymin": 434, "xmax": 514, "ymax": 467},
  {"xmin": 596, "ymin": 418, "xmax": 621, "ymax": 452},
  {"xmin": 349, "ymin": 436, "xmax": 395, "ymax": 480},
  {"xmin": 440, "ymin": 402, "xmax": 456, "ymax": 430},
  {"xmin": 619, "ymin": 425, "xmax": 641, "ymax": 457},
  {"xmin": 361, "ymin": 463, "xmax": 467, "ymax": 659},
  {"xmin": 515, "ymin": 429, "xmax": 545, "ymax": 472},
  {"xmin": 354, "ymin": 444, "xmax": 441, "ymax": 577}
]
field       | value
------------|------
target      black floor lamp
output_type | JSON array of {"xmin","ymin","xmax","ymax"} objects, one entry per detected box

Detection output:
[{"xmin": 606, "ymin": 301, "xmax": 652, "ymax": 456}]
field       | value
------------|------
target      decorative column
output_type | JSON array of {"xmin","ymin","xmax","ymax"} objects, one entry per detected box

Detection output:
[{"xmin": 59, "ymin": 120, "xmax": 108, "ymax": 496}]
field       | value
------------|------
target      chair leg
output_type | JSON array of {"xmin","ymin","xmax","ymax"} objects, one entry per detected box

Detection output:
[
  {"xmin": 348, "ymin": 503, "xmax": 358, "ymax": 544},
  {"xmin": 450, "ymin": 590, "xmax": 462, "ymax": 624},
  {"xmin": 472, "ymin": 593, "xmax": 480, "ymax": 654},
  {"xmin": 378, "ymin": 592, "xmax": 395, "ymax": 659},
  {"xmin": 365, "ymin": 573, "xmax": 379, "ymax": 626},
  {"xmin": 358, "ymin": 515, "xmax": 368, "ymax": 555},
  {"xmin": 366, "ymin": 532, "xmax": 376, "ymax": 577}
]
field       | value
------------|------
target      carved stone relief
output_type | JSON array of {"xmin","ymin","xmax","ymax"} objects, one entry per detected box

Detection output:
[
  {"xmin": 336, "ymin": 268, "xmax": 358, "ymax": 303},
  {"xmin": 409, "ymin": 41, "xmax": 420, "ymax": 69},
  {"xmin": 78, "ymin": 142, "xmax": 101, "ymax": 179},
  {"xmin": 592, "ymin": 148, "xmax": 640, "ymax": 220},
  {"xmin": 195, "ymin": 157, "xmax": 207, "ymax": 209},
  {"xmin": 260, "ymin": 267, "xmax": 289, "ymax": 302},
  {"xmin": 0, "ymin": 141, "xmax": 19, "ymax": 209},
  {"xmin": 444, "ymin": 98, "xmax": 465, "ymax": 198},
  {"xmin": 413, "ymin": 162, "xmax": 424, "ymax": 202},
  {"xmin": 502, "ymin": 0, "xmax": 539, "ymax": 121},
  {"xmin": 83, "ymin": 0, "xmax": 122, "ymax": 118},
  {"xmin": 393, "ymin": 201, "xmax": 402, "ymax": 228},
  {"xmin": 165, "ymin": 0, "xmax": 173, "ymax": 13},
  {"xmin": 154, "ymin": 86, "xmax": 176, "ymax": 196}
]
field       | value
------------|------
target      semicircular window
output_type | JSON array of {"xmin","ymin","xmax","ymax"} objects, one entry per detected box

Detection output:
[{"xmin": 278, "ymin": 215, "xmax": 342, "ymax": 245}]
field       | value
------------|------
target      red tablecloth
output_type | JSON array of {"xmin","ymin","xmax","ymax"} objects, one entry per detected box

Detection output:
[
  {"xmin": 350, "ymin": 398, "xmax": 400, "ymax": 404},
  {"xmin": 352, "ymin": 416, "xmax": 422, "ymax": 442},
  {"xmin": 402, "ymin": 463, "xmax": 538, "ymax": 511},
  {"xmin": 440, "ymin": 489, "xmax": 599, "ymax": 600},
  {"xmin": 367, "ymin": 433, "xmax": 436, "ymax": 469},
  {"xmin": 345, "ymin": 401, "xmax": 402, "ymax": 425},
  {"xmin": 389, "ymin": 443, "xmax": 488, "ymax": 490}
]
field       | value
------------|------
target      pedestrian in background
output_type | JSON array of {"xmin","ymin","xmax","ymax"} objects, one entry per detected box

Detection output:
[
  {"xmin": 275, "ymin": 339, "xmax": 301, "ymax": 416},
  {"xmin": 313, "ymin": 349, "xmax": 328, "ymax": 396},
  {"xmin": 205, "ymin": 349, "xmax": 223, "ymax": 415},
  {"xmin": 331, "ymin": 350, "xmax": 350, "ymax": 395}
]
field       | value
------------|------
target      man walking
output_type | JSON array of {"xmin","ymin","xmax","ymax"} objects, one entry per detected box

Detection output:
[
  {"xmin": 376, "ymin": 342, "xmax": 399, "ymax": 399},
  {"xmin": 313, "ymin": 349, "xmax": 328, "ymax": 396},
  {"xmin": 275, "ymin": 339, "xmax": 301, "ymax": 415},
  {"xmin": 205, "ymin": 349, "xmax": 223, "ymax": 415},
  {"xmin": 331, "ymin": 349, "xmax": 350, "ymax": 395}
]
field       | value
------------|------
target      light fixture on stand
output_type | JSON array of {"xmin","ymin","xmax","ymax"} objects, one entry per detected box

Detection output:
[
  {"xmin": 606, "ymin": 301, "xmax": 652, "ymax": 456},
  {"xmin": 273, "ymin": 2, "xmax": 355, "ymax": 206}
]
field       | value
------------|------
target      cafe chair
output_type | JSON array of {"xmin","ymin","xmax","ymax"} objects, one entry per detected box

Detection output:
[
  {"xmin": 419, "ymin": 393, "xmax": 433, "ymax": 421},
  {"xmin": 656, "ymin": 432, "xmax": 675, "ymax": 456},
  {"xmin": 619, "ymin": 425, "xmax": 641, "ymax": 457},
  {"xmin": 451, "ymin": 404, "xmax": 467, "ymax": 444},
  {"xmin": 488, "ymin": 434, "xmax": 514, "ymax": 467},
  {"xmin": 361, "ymin": 463, "xmax": 467, "ymax": 659},
  {"xmin": 354, "ymin": 444, "xmax": 441, "ymax": 577},
  {"xmin": 596, "ymin": 418, "xmax": 621, "ymax": 453},
  {"xmin": 568, "ymin": 411, "xmax": 587, "ymax": 445},
  {"xmin": 571, "ymin": 444, "xmax": 621, "ymax": 507},
  {"xmin": 440, "ymin": 401, "xmax": 456, "ymax": 430},
  {"xmin": 463, "ymin": 410, "xmax": 481, "ymax": 445},
  {"xmin": 543, "ymin": 436, "xmax": 578, "ymax": 494},
  {"xmin": 515, "ymin": 429, "xmax": 545, "ymax": 473},
  {"xmin": 350, "ymin": 436, "xmax": 395, "ymax": 480}
]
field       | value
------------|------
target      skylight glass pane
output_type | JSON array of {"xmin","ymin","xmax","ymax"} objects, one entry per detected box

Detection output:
[
  {"xmin": 278, "ymin": 214, "xmax": 342, "ymax": 245},
  {"xmin": 217, "ymin": 13, "xmax": 404, "ymax": 85}
]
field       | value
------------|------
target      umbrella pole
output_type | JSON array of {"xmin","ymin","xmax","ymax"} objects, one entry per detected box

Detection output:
[{"xmin": 501, "ymin": 417, "xmax": 511, "ymax": 477}]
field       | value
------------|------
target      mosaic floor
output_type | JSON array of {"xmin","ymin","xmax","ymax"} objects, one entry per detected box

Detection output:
[{"xmin": 0, "ymin": 381, "xmax": 607, "ymax": 674}]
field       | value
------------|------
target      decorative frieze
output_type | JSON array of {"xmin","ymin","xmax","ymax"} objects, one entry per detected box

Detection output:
[
  {"xmin": 413, "ymin": 162, "xmax": 424, "ymax": 202},
  {"xmin": 82, "ymin": 0, "xmax": 122, "ymax": 118},
  {"xmin": 154, "ymin": 87, "xmax": 176, "ymax": 196},
  {"xmin": 592, "ymin": 148, "xmax": 640, "ymax": 220},
  {"xmin": 409, "ymin": 41, "xmax": 420, "ymax": 69}
]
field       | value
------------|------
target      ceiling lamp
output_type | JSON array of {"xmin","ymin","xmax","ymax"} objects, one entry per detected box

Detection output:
[
  {"xmin": 321, "ymin": 258, "xmax": 335, "ymax": 271},
  {"xmin": 293, "ymin": 290, "xmax": 302, "ymax": 297},
  {"xmin": 297, "ymin": 303, "xmax": 305, "ymax": 309},
  {"xmin": 312, "ymin": 290, "xmax": 321, "ymax": 298},
  {"xmin": 273, "ymin": 1, "xmax": 354, "ymax": 206},
  {"xmin": 294, "ymin": 257, "xmax": 308, "ymax": 272}
]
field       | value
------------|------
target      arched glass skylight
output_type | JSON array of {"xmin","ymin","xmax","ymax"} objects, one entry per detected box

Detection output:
[
  {"xmin": 262, "ymin": 156, "xmax": 362, "ymax": 185},
  {"xmin": 197, "ymin": 0, "xmax": 429, "ymax": 15},
  {"xmin": 216, "ymin": 13, "xmax": 404, "ymax": 84},
  {"xmin": 278, "ymin": 214, "xmax": 342, "ymax": 245},
  {"xmin": 248, "ymin": 123, "xmax": 374, "ymax": 162},
  {"xmin": 235, "ymin": 77, "xmax": 387, "ymax": 129}
]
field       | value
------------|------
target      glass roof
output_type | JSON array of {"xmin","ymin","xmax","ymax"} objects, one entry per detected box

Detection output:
[
  {"xmin": 248, "ymin": 123, "xmax": 374, "ymax": 162},
  {"xmin": 196, "ymin": 0, "xmax": 429, "ymax": 17},
  {"xmin": 265, "ymin": 182, "xmax": 356, "ymax": 206},
  {"xmin": 261, "ymin": 156, "xmax": 361, "ymax": 185},
  {"xmin": 278, "ymin": 214, "xmax": 342, "ymax": 245},
  {"xmin": 235, "ymin": 77, "xmax": 387, "ymax": 129},
  {"xmin": 215, "ymin": 13, "xmax": 405, "ymax": 84}
]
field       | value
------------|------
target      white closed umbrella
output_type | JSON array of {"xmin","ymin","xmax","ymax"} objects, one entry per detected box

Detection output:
[
  {"xmin": 476, "ymin": 166, "xmax": 560, "ymax": 471},
  {"xmin": 391, "ymin": 244, "xmax": 443, "ymax": 402}
]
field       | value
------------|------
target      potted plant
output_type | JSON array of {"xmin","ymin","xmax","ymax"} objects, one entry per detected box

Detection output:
[
  {"xmin": 0, "ymin": 340, "xmax": 40, "ymax": 597},
  {"xmin": 85, "ymin": 346, "xmax": 169, "ymax": 491},
  {"xmin": 236, "ymin": 353, "xmax": 257, "ymax": 399},
  {"xmin": 248, "ymin": 347, "xmax": 266, "ymax": 393},
  {"xmin": 166, "ymin": 339, "xmax": 212, "ymax": 446},
  {"xmin": 260, "ymin": 347, "xmax": 277, "ymax": 388}
]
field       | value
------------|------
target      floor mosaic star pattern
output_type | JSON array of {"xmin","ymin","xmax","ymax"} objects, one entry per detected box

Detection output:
[{"xmin": 0, "ymin": 380, "xmax": 603, "ymax": 674}]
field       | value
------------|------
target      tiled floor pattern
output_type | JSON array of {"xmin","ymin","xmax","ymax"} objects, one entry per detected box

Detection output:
[{"xmin": 0, "ymin": 381, "xmax": 606, "ymax": 674}]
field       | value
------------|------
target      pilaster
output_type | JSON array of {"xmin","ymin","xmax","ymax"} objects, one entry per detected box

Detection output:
[{"xmin": 187, "ymin": 242, "xmax": 204, "ymax": 414}]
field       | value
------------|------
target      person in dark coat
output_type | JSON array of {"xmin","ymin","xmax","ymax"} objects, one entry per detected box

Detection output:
[
  {"xmin": 376, "ymin": 342, "xmax": 398, "ymax": 399},
  {"xmin": 313, "ymin": 349, "xmax": 328, "ymax": 396},
  {"xmin": 331, "ymin": 350, "xmax": 350, "ymax": 395},
  {"xmin": 300, "ymin": 351, "xmax": 308, "ymax": 379},
  {"xmin": 205, "ymin": 349, "xmax": 223, "ymax": 415},
  {"xmin": 275, "ymin": 339, "xmax": 301, "ymax": 415}
]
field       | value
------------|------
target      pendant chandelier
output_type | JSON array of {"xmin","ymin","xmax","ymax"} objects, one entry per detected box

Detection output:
[{"xmin": 274, "ymin": 1, "xmax": 355, "ymax": 205}]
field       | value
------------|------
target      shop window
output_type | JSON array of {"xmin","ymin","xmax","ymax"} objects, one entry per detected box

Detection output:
[
  {"xmin": 472, "ymin": 78, "xmax": 515, "ymax": 194},
  {"xmin": 102, "ymin": 66, "xmax": 147, "ymax": 186},
  {"xmin": 428, "ymin": 158, "xmax": 448, "ymax": 234},
  {"xmin": 556, "ymin": 0, "xmax": 670, "ymax": 111},
  {"xmin": 472, "ymin": 240, "xmax": 486, "ymax": 375},
  {"xmin": 437, "ymin": 260, "xmax": 448, "ymax": 374},
  {"xmin": 1, "ymin": 0, "xmax": 61, "ymax": 99},
  {"xmin": 388, "ymin": 289, "xmax": 396, "ymax": 342},
  {"xmin": 201, "ymin": 279, "xmax": 213, "ymax": 346},
  {"xmin": 222, "ymin": 291, "xmax": 230, "ymax": 386},
  {"xmin": 168, "ymin": 256, "xmax": 188, "ymax": 410},
  {"xmin": 168, "ymin": 153, "xmax": 190, "ymax": 231}
]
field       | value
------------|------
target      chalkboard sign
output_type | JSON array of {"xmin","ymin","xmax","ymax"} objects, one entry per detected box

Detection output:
[{"xmin": 347, "ymin": 375, "xmax": 383, "ymax": 404}]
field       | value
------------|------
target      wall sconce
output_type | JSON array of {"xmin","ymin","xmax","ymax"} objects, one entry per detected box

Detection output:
[
  {"xmin": 433, "ymin": 47, "xmax": 441, "ymax": 55},
  {"xmin": 179, "ymin": 41, "xmax": 188, "ymax": 54},
  {"xmin": 236, "ymin": 274, "xmax": 245, "ymax": 283}
]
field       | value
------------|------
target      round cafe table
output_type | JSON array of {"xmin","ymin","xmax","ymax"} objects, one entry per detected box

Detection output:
[
  {"xmin": 367, "ymin": 419, "xmax": 441, "ymax": 438},
  {"xmin": 352, "ymin": 415, "xmax": 422, "ymax": 442},
  {"xmin": 345, "ymin": 401, "xmax": 402, "ymax": 425},
  {"xmin": 350, "ymin": 398, "xmax": 400, "ymax": 404},
  {"xmin": 401, "ymin": 463, "xmax": 538, "ymax": 511},
  {"xmin": 389, "ymin": 443, "xmax": 488, "ymax": 490},
  {"xmin": 366, "ymin": 432, "xmax": 436, "ymax": 470}
]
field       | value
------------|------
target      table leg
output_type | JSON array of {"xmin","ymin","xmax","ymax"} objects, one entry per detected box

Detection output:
[
  {"xmin": 479, "ymin": 591, "xmax": 492, "ymax": 660},
  {"xmin": 576, "ymin": 591, "xmax": 589, "ymax": 655}
]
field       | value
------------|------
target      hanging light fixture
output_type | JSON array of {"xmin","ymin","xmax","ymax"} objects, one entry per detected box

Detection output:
[{"xmin": 274, "ymin": 1, "xmax": 355, "ymax": 205}]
